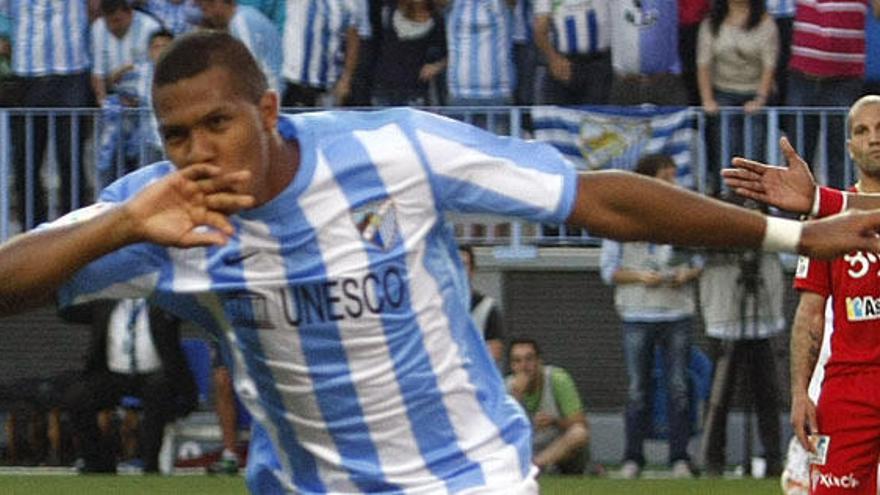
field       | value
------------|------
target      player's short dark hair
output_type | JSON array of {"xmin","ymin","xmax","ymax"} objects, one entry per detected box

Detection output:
[
  {"xmin": 100, "ymin": 0, "xmax": 130, "ymax": 15},
  {"xmin": 634, "ymin": 154, "xmax": 676, "ymax": 178},
  {"xmin": 153, "ymin": 30, "xmax": 268, "ymax": 104},
  {"xmin": 508, "ymin": 337, "xmax": 541, "ymax": 360},
  {"xmin": 149, "ymin": 29, "xmax": 174, "ymax": 45}
]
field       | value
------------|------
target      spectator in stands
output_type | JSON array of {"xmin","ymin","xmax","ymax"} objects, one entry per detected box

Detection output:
[
  {"xmin": 609, "ymin": 0, "xmax": 688, "ymax": 106},
  {"xmin": 864, "ymin": 7, "xmax": 880, "ymax": 95},
  {"xmin": 784, "ymin": 0, "xmax": 879, "ymax": 189},
  {"xmin": 207, "ymin": 345, "xmax": 243, "ymax": 475},
  {"xmin": 61, "ymin": 299, "xmax": 197, "ymax": 473},
  {"xmin": 698, "ymin": 228, "xmax": 785, "ymax": 478},
  {"xmin": 600, "ymin": 154, "xmax": 703, "ymax": 479},
  {"xmin": 440, "ymin": 0, "xmax": 515, "ymax": 107},
  {"xmin": 281, "ymin": 0, "xmax": 370, "ymax": 107},
  {"xmin": 3, "ymin": 0, "xmax": 93, "ymax": 230},
  {"xmin": 237, "ymin": 0, "xmax": 285, "ymax": 32},
  {"xmin": 765, "ymin": 0, "xmax": 794, "ymax": 105},
  {"xmin": 506, "ymin": 338, "xmax": 589, "ymax": 475},
  {"xmin": 533, "ymin": 0, "xmax": 611, "ymax": 105},
  {"xmin": 135, "ymin": 0, "xmax": 201, "ymax": 36},
  {"xmin": 458, "ymin": 245, "xmax": 505, "ymax": 365},
  {"xmin": 698, "ymin": 0, "xmax": 778, "ymax": 187},
  {"xmin": 512, "ymin": 0, "xmax": 536, "ymax": 108},
  {"xmin": 91, "ymin": 0, "xmax": 162, "ymax": 106},
  {"xmin": 195, "ymin": 0, "xmax": 283, "ymax": 94},
  {"xmin": 97, "ymin": 29, "xmax": 174, "ymax": 185},
  {"xmin": 371, "ymin": 0, "xmax": 447, "ymax": 106},
  {"xmin": 678, "ymin": 0, "xmax": 711, "ymax": 106}
]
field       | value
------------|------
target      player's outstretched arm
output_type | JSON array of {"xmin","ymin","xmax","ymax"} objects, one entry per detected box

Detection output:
[
  {"xmin": 0, "ymin": 165, "xmax": 254, "ymax": 317},
  {"xmin": 566, "ymin": 170, "xmax": 880, "ymax": 258},
  {"xmin": 789, "ymin": 291, "xmax": 825, "ymax": 452},
  {"xmin": 723, "ymin": 137, "xmax": 880, "ymax": 214},
  {"xmin": 722, "ymin": 137, "xmax": 815, "ymax": 214}
]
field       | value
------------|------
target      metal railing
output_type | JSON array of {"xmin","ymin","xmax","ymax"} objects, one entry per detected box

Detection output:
[{"xmin": 0, "ymin": 105, "xmax": 852, "ymax": 256}]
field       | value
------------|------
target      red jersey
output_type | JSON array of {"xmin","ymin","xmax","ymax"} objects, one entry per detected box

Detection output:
[
  {"xmin": 789, "ymin": 0, "xmax": 867, "ymax": 78},
  {"xmin": 794, "ymin": 187, "xmax": 880, "ymax": 376}
]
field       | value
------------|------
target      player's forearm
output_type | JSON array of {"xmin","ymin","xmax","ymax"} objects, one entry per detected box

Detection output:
[
  {"xmin": 789, "ymin": 300, "xmax": 824, "ymax": 396},
  {"xmin": 568, "ymin": 171, "xmax": 767, "ymax": 250},
  {"xmin": 0, "ymin": 206, "xmax": 138, "ymax": 316}
]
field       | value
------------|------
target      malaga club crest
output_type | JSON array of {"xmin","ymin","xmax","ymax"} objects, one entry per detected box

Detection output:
[
  {"xmin": 578, "ymin": 115, "xmax": 652, "ymax": 170},
  {"xmin": 352, "ymin": 198, "xmax": 401, "ymax": 251}
]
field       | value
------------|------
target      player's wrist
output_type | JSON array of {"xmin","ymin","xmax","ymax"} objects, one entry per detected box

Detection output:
[
  {"xmin": 761, "ymin": 216, "xmax": 803, "ymax": 253},
  {"xmin": 810, "ymin": 186, "xmax": 846, "ymax": 218}
]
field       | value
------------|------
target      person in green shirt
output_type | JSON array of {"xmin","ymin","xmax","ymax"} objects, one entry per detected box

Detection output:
[{"xmin": 507, "ymin": 337, "xmax": 590, "ymax": 474}]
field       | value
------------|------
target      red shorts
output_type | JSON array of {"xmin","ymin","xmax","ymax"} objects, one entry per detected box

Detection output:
[{"xmin": 811, "ymin": 371, "xmax": 880, "ymax": 494}]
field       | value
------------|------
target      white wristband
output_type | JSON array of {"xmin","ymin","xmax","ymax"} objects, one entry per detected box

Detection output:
[
  {"xmin": 809, "ymin": 186, "xmax": 820, "ymax": 217},
  {"xmin": 761, "ymin": 216, "xmax": 803, "ymax": 253}
]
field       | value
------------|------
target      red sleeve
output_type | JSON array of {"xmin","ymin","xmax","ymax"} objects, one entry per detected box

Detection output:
[{"xmin": 793, "ymin": 255, "xmax": 831, "ymax": 297}]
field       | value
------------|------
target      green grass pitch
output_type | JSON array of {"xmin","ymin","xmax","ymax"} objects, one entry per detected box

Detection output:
[{"xmin": 0, "ymin": 474, "xmax": 784, "ymax": 494}]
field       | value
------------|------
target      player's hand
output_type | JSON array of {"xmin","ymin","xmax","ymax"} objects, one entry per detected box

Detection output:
[
  {"xmin": 533, "ymin": 412, "xmax": 555, "ymax": 430},
  {"xmin": 790, "ymin": 392, "xmax": 818, "ymax": 453},
  {"xmin": 722, "ymin": 137, "xmax": 816, "ymax": 214},
  {"xmin": 122, "ymin": 164, "xmax": 255, "ymax": 248},
  {"xmin": 640, "ymin": 271, "xmax": 665, "ymax": 287},
  {"xmin": 799, "ymin": 210, "xmax": 880, "ymax": 259}
]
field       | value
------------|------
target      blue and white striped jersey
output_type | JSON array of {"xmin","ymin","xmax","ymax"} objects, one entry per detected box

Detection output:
[
  {"xmin": 512, "ymin": 0, "xmax": 533, "ymax": 44},
  {"xmin": 91, "ymin": 10, "xmax": 162, "ymax": 78},
  {"xmin": 142, "ymin": 0, "xmax": 200, "ymax": 36},
  {"xmin": 610, "ymin": 0, "xmax": 680, "ymax": 75},
  {"xmin": 57, "ymin": 108, "xmax": 577, "ymax": 494},
  {"xmin": 4, "ymin": 0, "xmax": 90, "ymax": 77},
  {"xmin": 239, "ymin": 0, "xmax": 286, "ymax": 32},
  {"xmin": 446, "ymin": 0, "xmax": 515, "ymax": 100},
  {"xmin": 229, "ymin": 5, "xmax": 283, "ymax": 94},
  {"xmin": 282, "ymin": 0, "xmax": 369, "ymax": 89},
  {"xmin": 533, "ymin": 0, "xmax": 610, "ymax": 55},
  {"xmin": 765, "ymin": 0, "xmax": 796, "ymax": 17}
]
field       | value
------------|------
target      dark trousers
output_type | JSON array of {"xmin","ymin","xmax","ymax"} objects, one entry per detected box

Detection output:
[
  {"xmin": 10, "ymin": 72, "xmax": 92, "ymax": 229},
  {"xmin": 64, "ymin": 371, "xmax": 180, "ymax": 473},
  {"xmin": 701, "ymin": 338, "xmax": 782, "ymax": 473},
  {"xmin": 282, "ymin": 81, "xmax": 323, "ymax": 108},
  {"xmin": 542, "ymin": 51, "xmax": 612, "ymax": 105}
]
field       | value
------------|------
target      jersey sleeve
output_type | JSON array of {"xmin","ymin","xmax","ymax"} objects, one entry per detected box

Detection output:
[
  {"xmin": 550, "ymin": 367, "xmax": 584, "ymax": 419},
  {"xmin": 408, "ymin": 110, "xmax": 579, "ymax": 225},
  {"xmin": 792, "ymin": 255, "xmax": 831, "ymax": 297},
  {"xmin": 55, "ymin": 164, "xmax": 177, "ymax": 307}
]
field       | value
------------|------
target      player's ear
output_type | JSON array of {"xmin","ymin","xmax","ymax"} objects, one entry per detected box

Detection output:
[{"xmin": 258, "ymin": 90, "xmax": 279, "ymax": 132}]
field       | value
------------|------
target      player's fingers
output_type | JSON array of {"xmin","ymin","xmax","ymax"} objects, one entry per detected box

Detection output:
[
  {"xmin": 199, "ymin": 210, "xmax": 237, "ymax": 236},
  {"xmin": 729, "ymin": 156, "xmax": 769, "ymax": 173},
  {"xmin": 731, "ymin": 188, "xmax": 769, "ymax": 204},
  {"xmin": 196, "ymin": 170, "xmax": 252, "ymax": 194},
  {"xmin": 204, "ymin": 192, "xmax": 256, "ymax": 213},
  {"xmin": 179, "ymin": 163, "xmax": 223, "ymax": 181},
  {"xmin": 178, "ymin": 229, "xmax": 229, "ymax": 248},
  {"xmin": 721, "ymin": 167, "xmax": 764, "ymax": 183},
  {"xmin": 723, "ymin": 177, "xmax": 766, "ymax": 193}
]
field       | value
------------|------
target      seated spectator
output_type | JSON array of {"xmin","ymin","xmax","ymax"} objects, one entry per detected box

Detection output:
[
  {"xmin": 61, "ymin": 299, "xmax": 198, "ymax": 474},
  {"xmin": 371, "ymin": 0, "xmax": 447, "ymax": 106},
  {"xmin": 506, "ymin": 338, "xmax": 589, "ymax": 475}
]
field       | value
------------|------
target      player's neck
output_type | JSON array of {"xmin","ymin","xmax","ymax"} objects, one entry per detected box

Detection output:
[
  {"xmin": 261, "ymin": 134, "xmax": 299, "ymax": 204},
  {"xmin": 856, "ymin": 176, "xmax": 880, "ymax": 193}
]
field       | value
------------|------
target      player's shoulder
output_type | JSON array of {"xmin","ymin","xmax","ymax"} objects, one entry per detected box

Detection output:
[
  {"xmin": 99, "ymin": 161, "xmax": 175, "ymax": 202},
  {"xmin": 283, "ymin": 108, "xmax": 448, "ymax": 137}
]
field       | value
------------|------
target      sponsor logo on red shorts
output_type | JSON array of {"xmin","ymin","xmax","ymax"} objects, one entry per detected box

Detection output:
[{"xmin": 812, "ymin": 470, "xmax": 860, "ymax": 490}]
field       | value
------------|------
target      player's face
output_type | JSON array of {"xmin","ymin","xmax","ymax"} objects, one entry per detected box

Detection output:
[
  {"xmin": 848, "ymin": 102, "xmax": 880, "ymax": 177},
  {"xmin": 154, "ymin": 66, "xmax": 278, "ymax": 203},
  {"xmin": 509, "ymin": 344, "xmax": 540, "ymax": 380}
]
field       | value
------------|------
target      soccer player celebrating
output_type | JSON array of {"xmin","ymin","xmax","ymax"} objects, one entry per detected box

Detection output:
[{"xmin": 2, "ymin": 32, "xmax": 880, "ymax": 494}]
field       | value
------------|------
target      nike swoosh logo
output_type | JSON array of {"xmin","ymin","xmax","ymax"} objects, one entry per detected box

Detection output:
[{"xmin": 222, "ymin": 250, "xmax": 260, "ymax": 265}]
